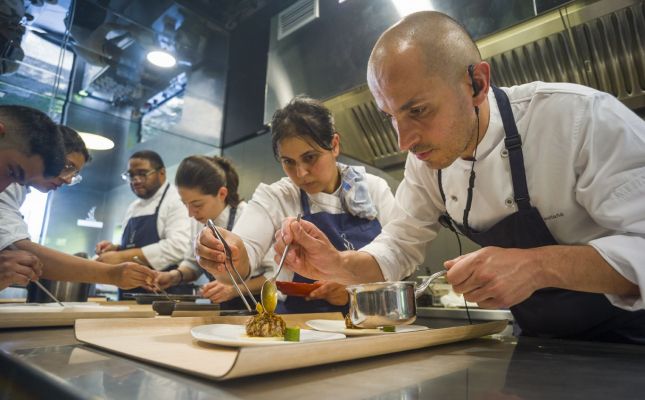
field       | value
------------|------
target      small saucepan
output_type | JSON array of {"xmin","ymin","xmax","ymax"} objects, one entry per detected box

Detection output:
[{"xmin": 345, "ymin": 270, "xmax": 447, "ymax": 328}]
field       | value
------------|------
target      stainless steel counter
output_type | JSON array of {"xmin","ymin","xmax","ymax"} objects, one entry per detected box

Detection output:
[{"xmin": 1, "ymin": 318, "xmax": 645, "ymax": 399}]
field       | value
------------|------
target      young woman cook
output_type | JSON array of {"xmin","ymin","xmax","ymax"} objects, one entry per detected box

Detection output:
[
  {"xmin": 155, "ymin": 155, "xmax": 273, "ymax": 310},
  {"xmin": 194, "ymin": 96, "xmax": 399, "ymax": 313}
]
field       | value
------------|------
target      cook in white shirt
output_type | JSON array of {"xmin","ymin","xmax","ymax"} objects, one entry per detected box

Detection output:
[
  {"xmin": 270, "ymin": 12, "xmax": 645, "ymax": 343},
  {"xmin": 195, "ymin": 97, "xmax": 399, "ymax": 313},
  {"xmin": 96, "ymin": 151, "xmax": 191, "ymax": 298}
]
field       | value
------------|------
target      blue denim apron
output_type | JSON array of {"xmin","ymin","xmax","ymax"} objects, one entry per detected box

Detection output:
[
  {"xmin": 118, "ymin": 185, "xmax": 191, "ymax": 299},
  {"xmin": 438, "ymin": 86, "xmax": 645, "ymax": 344},
  {"xmin": 277, "ymin": 188, "xmax": 383, "ymax": 314}
]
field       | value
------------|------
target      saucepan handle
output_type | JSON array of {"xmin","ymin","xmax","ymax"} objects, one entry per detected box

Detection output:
[{"xmin": 415, "ymin": 270, "xmax": 447, "ymax": 298}]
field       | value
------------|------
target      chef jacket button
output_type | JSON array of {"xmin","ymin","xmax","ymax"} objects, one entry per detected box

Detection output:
[
  {"xmin": 505, "ymin": 197, "xmax": 514, "ymax": 207},
  {"xmin": 451, "ymin": 195, "xmax": 458, "ymax": 202},
  {"xmin": 501, "ymin": 148, "xmax": 509, "ymax": 158}
]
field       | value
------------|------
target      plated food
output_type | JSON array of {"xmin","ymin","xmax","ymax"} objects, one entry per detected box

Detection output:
[{"xmin": 246, "ymin": 307, "xmax": 287, "ymax": 337}]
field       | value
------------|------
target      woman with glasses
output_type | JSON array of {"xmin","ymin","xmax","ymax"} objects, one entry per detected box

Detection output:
[
  {"xmin": 0, "ymin": 125, "xmax": 157, "ymax": 292},
  {"xmin": 155, "ymin": 156, "xmax": 273, "ymax": 309},
  {"xmin": 194, "ymin": 96, "xmax": 399, "ymax": 314}
]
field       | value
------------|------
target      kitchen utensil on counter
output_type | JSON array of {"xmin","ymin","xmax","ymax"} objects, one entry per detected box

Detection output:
[
  {"xmin": 261, "ymin": 213, "xmax": 301, "ymax": 313},
  {"xmin": 123, "ymin": 293, "xmax": 201, "ymax": 304},
  {"xmin": 152, "ymin": 301, "xmax": 220, "ymax": 316},
  {"xmin": 29, "ymin": 280, "xmax": 65, "ymax": 306},
  {"xmin": 345, "ymin": 270, "xmax": 447, "ymax": 328},
  {"xmin": 206, "ymin": 220, "xmax": 258, "ymax": 313},
  {"xmin": 27, "ymin": 279, "xmax": 90, "ymax": 304}
]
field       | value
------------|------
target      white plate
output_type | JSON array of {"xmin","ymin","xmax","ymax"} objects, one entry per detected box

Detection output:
[
  {"xmin": 306, "ymin": 319, "xmax": 429, "ymax": 336},
  {"xmin": 190, "ymin": 324, "xmax": 346, "ymax": 347}
]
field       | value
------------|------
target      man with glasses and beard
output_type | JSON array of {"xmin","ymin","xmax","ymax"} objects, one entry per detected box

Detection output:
[{"xmin": 96, "ymin": 150, "xmax": 192, "ymax": 299}]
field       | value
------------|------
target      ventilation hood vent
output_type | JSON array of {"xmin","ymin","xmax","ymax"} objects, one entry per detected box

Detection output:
[
  {"xmin": 324, "ymin": 86, "xmax": 405, "ymax": 170},
  {"xmin": 277, "ymin": 0, "xmax": 319, "ymax": 40}
]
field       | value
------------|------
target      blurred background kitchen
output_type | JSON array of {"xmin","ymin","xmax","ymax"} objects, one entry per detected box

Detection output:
[{"xmin": 1, "ymin": 0, "xmax": 642, "ymax": 299}]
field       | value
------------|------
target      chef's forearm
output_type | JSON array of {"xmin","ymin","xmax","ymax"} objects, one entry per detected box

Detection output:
[
  {"xmin": 13, "ymin": 239, "xmax": 118, "ymax": 285},
  {"xmin": 535, "ymin": 244, "xmax": 639, "ymax": 296},
  {"xmin": 339, "ymin": 251, "xmax": 385, "ymax": 284}
]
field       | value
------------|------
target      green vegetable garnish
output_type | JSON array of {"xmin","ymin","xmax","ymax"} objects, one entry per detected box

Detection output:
[
  {"xmin": 284, "ymin": 326, "xmax": 301, "ymax": 341},
  {"xmin": 381, "ymin": 325, "xmax": 396, "ymax": 332}
]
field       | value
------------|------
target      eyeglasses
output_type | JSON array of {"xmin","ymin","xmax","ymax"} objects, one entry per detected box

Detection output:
[
  {"xmin": 121, "ymin": 169, "xmax": 159, "ymax": 182},
  {"xmin": 60, "ymin": 163, "xmax": 83, "ymax": 186}
]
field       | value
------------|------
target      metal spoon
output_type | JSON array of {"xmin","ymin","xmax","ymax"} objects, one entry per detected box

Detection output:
[{"xmin": 261, "ymin": 213, "xmax": 301, "ymax": 313}]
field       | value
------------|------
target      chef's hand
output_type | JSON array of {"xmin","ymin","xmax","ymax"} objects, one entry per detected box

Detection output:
[
  {"xmin": 111, "ymin": 262, "xmax": 157, "ymax": 291},
  {"xmin": 0, "ymin": 249, "xmax": 43, "ymax": 290},
  {"xmin": 273, "ymin": 217, "xmax": 341, "ymax": 281},
  {"xmin": 97, "ymin": 250, "xmax": 124, "ymax": 265},
  {"xmin": 307, "ymin": 281, "xmax": 348, "ymax": 306},
  {"xmin": 155, "ymin": 270, "xmax": 181, "ymax": 290},
  {"xmin": 445, "ymin": 246, "xmax": 544, "ymax": 309},
  {"xmin": 200, "ymin": 281, "xmax": 237, "ymax": 303},
  {"xmin": 95, "ymin": 240, "xmax": 118, "ymax": 255},
  {"xmin": 195, "ymin": 227, "xmax": 243, "ymax": 276}
]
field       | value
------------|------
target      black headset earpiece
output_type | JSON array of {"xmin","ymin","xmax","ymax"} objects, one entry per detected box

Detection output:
[{"xmin": 467, "ymin": 64, "xmax": 480, "ymax": 97}]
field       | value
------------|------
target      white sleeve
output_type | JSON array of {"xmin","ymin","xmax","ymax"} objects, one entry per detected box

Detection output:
[
  {"xmin": 233, "ymin": 182, "xmax": 294, "ymax": 277},
  {"xmin": 141, "ymin": 195, "xmax": 192, "ymax": 270},
  {"xmin": 361, "ymin": 156, "xmax": 443, "ymax": 281},
  {"xmin": 573, "ymin": 92, "xmax": 645, "ymax": 310},
  {"xmin": 0, "ymin": 184, "xmax": 30, "ymax": 249}
]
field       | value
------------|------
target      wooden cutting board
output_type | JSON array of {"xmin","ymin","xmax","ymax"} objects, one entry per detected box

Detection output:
[
  {"xmin": 75, "ymin": 314, "xmax": 508, "ymax": 380},
  {"xmin": 0, "ymin": 304, "xmax": 155, "ymax": 329}
]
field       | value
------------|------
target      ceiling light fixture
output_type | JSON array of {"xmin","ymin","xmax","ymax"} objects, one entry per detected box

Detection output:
[
  {"xmin": 146, "ymin": 50, "xmax": 176, "ymax": 68},
  {"xmin": 78, "ymin": 132, "xmax": 115, "ymax": 150}
]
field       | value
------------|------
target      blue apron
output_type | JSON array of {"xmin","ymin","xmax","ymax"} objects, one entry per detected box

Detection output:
[
  {"xmin": 277, "ymin": 188, "xmax": 383, "ymax": 314},
  {"xmin": 197, "ymin": 206, "xmax": 257, "ymax": 310},
  {"xmin": 118, "ymin": 185, "xmax": 191, "ymax": 299},
  {"xmin": 437, "ymin": 86, "xmax": 645, "ymax": 344}
]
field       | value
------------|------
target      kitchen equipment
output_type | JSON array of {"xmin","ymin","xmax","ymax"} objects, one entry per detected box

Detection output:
[
  {"xmin": 27, "ymin": 279, "xmax": 90, "ymax": 304},
  {"xmin": 131, "ymin": 256, "xmax": 176, "ymax": 303},
  {"xmin": 207, "ymin": 220, "xmax": 258, "ymax": 313},
  {"xmin": 123, "ymin": 293, "xmax": 200, "ymax": 304},
  {"xmin": 345, "ymin": 270, "xmax": 447, "ymax": 328},
  {"xmin": 261, "ymin": 213, "xmax": 301, "ymax": 313},
  {"xmin": 152, "ymin": 301, "xmax": 220, "ymax": 316}
]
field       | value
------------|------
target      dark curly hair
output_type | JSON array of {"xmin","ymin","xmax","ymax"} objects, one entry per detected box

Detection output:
[
  {"xmin": 175, "ymin": 155, "xmax": 242, "ymax": 208},
  {"xmin": 130, "ymin": 150, "xmax": 165, "ymax": 170},
  {"xmin": 58, "ymin": 125, "xmax": 91, "ymax": 162},
  {"xmin": 0, "ymin": 105, "xmax": 65, "ymax": 178},
  {"xmin": 270, "ymin": 96, "xmax": 335, "ymax": 159}
]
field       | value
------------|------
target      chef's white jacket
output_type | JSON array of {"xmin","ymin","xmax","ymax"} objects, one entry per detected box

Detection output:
[
  {"xmin": 0, "ymin": 183, "xmax": 30, "ymax": 249},
  {"xmin": 361, "ymin": 81, "xmax": 645, "ymax": 311}
]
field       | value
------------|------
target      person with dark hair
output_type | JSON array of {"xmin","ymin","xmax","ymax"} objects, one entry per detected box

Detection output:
[
  {"xmin": 155, "ymin": 155, "xmax": 273, "ymax": 309},
  {"xmin": 195, "ymin": 96, "xmax": 399, "ymax": 314},
  {"xmin": 95, "ymin": 150, "xmax": 192, "ymax": 299},
  {"xmin": 252, "ymin": 12, "xmax": 644, "ymax": 343},
  {"xmin": 0, "ymin": 124, "xmax": 155, "ymax": 291},
  {"xmin": 0, "ymin": 105, "xmax": 66, "ymax": 192}
]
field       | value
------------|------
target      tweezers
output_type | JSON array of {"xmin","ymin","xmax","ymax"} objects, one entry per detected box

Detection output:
[{"xmin": 206, "ymin": 220, "xmax": 258, "ymax": 312}]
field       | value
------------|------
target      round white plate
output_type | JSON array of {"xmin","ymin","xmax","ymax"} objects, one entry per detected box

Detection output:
[
  {"xmin": 190, "ymin": 324, "xmax": 346, "ymax": 347},
  {"xmin": 306, "ymin": 319, "xmax": 429, "ymax": 336}
]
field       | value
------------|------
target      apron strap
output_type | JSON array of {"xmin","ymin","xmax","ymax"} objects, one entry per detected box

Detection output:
[
  {"xmin": 492, "ymin": 86, "xmax": 531, "ymax": 210},
  {"xmin": 299, "ymin": 189, "xmax": 312, "ymax": 216},
  {"xmin": 226, "ymin": 206, "xmax": 237, "ymax": 231},
  {"xmin": 154, "ymin": 184, "xmax": 171, "ymax": 215}
]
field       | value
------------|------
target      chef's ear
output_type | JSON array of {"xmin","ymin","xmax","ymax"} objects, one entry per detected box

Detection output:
[
  {"xmin": 331, "ymin": 133, "xmax": 340, "ymax": 157},
  {"xmin": 217, "ymin": 186, "xmax": 228, "ymax": 200},
  {"xmin": 469, "ymin": 62, "xmax": 490, "ymax": 110}
]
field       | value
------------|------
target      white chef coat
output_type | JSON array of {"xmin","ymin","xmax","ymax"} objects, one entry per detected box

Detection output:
[
  {"xmin": 0, "ymin": 183, "xmax": 30, "ymax": 250},
  {"xmin": 235, "ymin": 172, "xmax": 399, "ymax": 283},
  {"xmin": 121, "ymin": 181, "xmax": 192, "ymax": 270},
  {"xmin": 361, "ymin": 81, "xmax": 645, "ymax": 311},
  {"xmin": 180, "ymin": 202, "xmax": 275, "ymax": 280}
]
